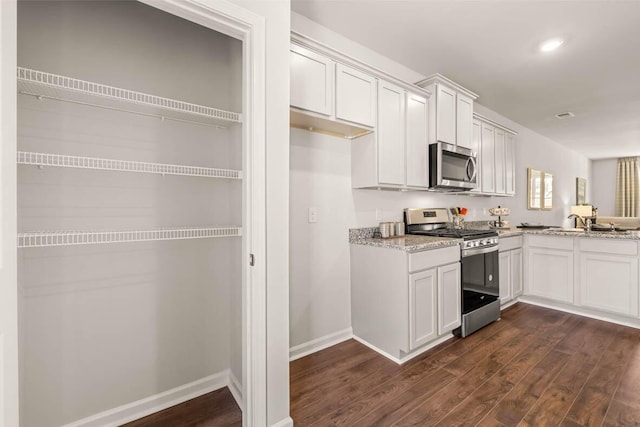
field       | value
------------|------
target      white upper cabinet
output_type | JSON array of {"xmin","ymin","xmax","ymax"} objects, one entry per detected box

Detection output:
[
  {"xmin": 480, "ymin": 122, "xmax": 496, "ymax": 194},
  {"xmin": 456, "ymin": 93, "xmax": 474, "ymax": 149},
  {"xmin": 405, "ymin": 92, "xmax": 429, "ymax": 188},
  {"xmin": 505, "ymin": 133, "xmax": 516, "ymax": 195},
  {"xmin": 475, "ymin": 115, "xmax": 517, "ymax": 197},
  {"xmin": 417, "ymin": 74, "xmax": 478, "ymax": 149},
  {"xmin": 290, "ymin": 44, "xmax": 334, "ymax": 116},
  {"xmin": 494, "ymin": 128, "xmax": 506, "ymax": 194},
  {"xmin": 335, "ymin": 63, "xmax": 377, "ymax": 128},
  {"xmin": 435, "ymin": 84, "xmax": 457, "ymax": 145},
  {"xmin": 377, "ymin": 80, "xmax": 406, "ymax": 186}
]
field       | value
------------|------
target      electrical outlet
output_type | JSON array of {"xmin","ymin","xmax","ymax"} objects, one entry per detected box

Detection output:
[
  {"xmin": 308, "ymin": 207, "xmax": 317, "ymax": 223},
  {"xmin": 375, "ymin": 208, "xmax": 382, "ymax": 221}
]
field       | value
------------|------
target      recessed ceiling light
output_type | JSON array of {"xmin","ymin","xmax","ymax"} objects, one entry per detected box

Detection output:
[{"xmin": 540, "ymin": 38, "xmax": 564, "ymax": 52}]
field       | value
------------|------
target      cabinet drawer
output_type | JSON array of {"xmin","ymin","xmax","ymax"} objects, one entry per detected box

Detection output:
[
  {"xmin": 499, "ymin": 235, "xmax": 523, "ymax": 252},
  {"xmin": 409, "ymin": 245, "xmax": 460, "ymax": 273},
  {"xmin": 526, "ymin": 235, "xmax": 574, "ymax": 251},
  {"xmin": 579, "ymin": 238, "xmax": 637, "ymax": 256}
]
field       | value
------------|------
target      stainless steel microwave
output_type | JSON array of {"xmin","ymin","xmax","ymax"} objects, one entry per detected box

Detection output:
[{"xmin": 429, "ymin": 142, "xmax": 477, "ymax": 191}]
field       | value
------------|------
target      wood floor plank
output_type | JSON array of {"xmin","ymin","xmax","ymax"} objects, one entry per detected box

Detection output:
[
  {"xmin": 603, "ymin": 399, "xmax": 640, "ymax": 427},
  {"xmin": 562, "ymin": 326, "xmax": 640, "ymax": 426},
  {"xmin": 392, "ymin": 330, "xmax": 534, "ymax": 426},
  {"xmin": 480, "ymin": 344, "xmax": 571, "ymax": 425},
  {"xmin": 123, "ymin": 303, "xmax": 640, "ymax": 426},
  {"xmin": 438, "ymin": 334, "xmax": 568, "ymax": 426},
  {"xmin": 518, "ymin": 320, "xmax": 617, "ymax": 427},
  {"xmin": 121, "ymin": 387, "xmax": 241, "ymax": 427}
]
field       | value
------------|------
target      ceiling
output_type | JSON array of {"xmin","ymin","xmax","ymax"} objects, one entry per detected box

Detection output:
[{"xmin": 291, "ymin": 0, "xmax": 640, "ymax": 160}]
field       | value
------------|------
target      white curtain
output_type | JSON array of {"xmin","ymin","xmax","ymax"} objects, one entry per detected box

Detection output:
[{"xmin": 615, "ymin": 156, "xmax": 640, "ymax": 217}]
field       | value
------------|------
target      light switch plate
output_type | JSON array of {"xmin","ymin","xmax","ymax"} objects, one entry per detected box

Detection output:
[{"xmin": 308, "ymin": 207, "xmax": 317, "ymax": 223}]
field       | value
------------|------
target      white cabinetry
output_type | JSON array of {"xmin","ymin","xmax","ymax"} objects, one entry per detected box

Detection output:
[
  {"xmin": 576, "ymin": 239, "xmax": 639, "ymax": 317},
  {"xmin": 409, "ymin": 269, "xmax": 438, "ymax": 348},
  {"xmin": 335, "ymin": 63, "xmax": 377, "ymax": 127},
  {"xmin": 290, "ymin": 43, "xmax": 334, "ymax": 116},
  {"xmin": 352, "ymin": 81, "xmax": 430, "ymax": 189},
  {"xmin": 290, "ymin": 43, "xmax": 376, "ymax": 139},
  {"xmin": 498, "ymin": 236, "xmax": 523, "ymax": 306},
  {"xmin": 456, "ymin": 93, "xmax": 474, "ymax": 149},
  {"xmin": 474, "ymin": 115, "xmax": 517, "ymax": 197},
  {"xmin": 378, "ymin": 80, "xmax": 406, "ymax": 186},
  {"xmin": 416, "ymin": 74, "xmax": 478, "ymax": 149},
  {"xmin": 525, "ymin": 236, "xmax": 574, "ymax": 304},
  {"xmin": 480, "ymin": 122, "xmax": 496, "ymax": 194},
  {"xmin": 437, "ymin": 263, "xmax": 462, "ymax": 335},
  {"xmin": 350, "ymin": 244, "xmax": 460, "ymax": 362}
]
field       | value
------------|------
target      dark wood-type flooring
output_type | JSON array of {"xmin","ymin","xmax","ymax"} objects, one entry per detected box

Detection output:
[{"xmin": 124, "ymin": 303, "xmax": 640, "ymax": 426}]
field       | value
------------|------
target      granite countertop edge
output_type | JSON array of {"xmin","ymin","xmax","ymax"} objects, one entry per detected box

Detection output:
[{"xmin": 350, "ymin": 235, "xmax": 462, "ymax": 252}]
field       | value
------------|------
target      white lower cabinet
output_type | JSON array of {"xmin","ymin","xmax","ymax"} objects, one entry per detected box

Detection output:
[
  {"xmin": 437, "ymin": 263, "xmax": 462, "ymax": 336},
  {"xmin": 499, "ymin": 251, "xmax": 512, "ymax": 305},
  {"xmin": 351, "ymin": 244, "xmax": 460, "ymax": 362},
  {"xmin": 525, "ymin": 236, "xmax": 574, "ymax": 304},
  {"xmin": 409, "ymin": 269, "xmax": 438, "ymax": 349},
  {"xmin": 576, "ymin": 239, "xmax": 639, "ymax": 317},
  {"xmin": 498, "ymin": 236, "xmax": 523, "ymax": 306}
]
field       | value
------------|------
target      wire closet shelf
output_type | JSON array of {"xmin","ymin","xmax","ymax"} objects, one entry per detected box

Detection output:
[
  {"xmin": 17, "ymin": 151, "xmax": 242, "ymax": 179},
  {"xmin": 18, "ymin": 227, "xmax": 242, "ymax": 248},
  {"xmin": 16, "ymin": 67, "xmax": 242, "ymax": 127}
]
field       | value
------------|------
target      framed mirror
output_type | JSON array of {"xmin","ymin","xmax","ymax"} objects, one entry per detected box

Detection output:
[{"xmin": 528, "ymin": 168, "xmax": 553, "ymax": 210}]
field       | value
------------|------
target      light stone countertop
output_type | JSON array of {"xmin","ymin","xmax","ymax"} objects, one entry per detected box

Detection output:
[{"xmin": 349, "ymin": 226, "xmax": 640, "ymax": 253}]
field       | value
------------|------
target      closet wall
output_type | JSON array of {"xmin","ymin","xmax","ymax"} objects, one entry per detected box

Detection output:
[{"xmin": 17, "ymin": 2, "xmax": 242, "ymax": 425}]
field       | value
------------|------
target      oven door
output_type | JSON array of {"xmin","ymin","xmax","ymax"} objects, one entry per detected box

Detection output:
[{"xmin": 461, "ymin": 245, "xmax": 499, "ymax": 313}]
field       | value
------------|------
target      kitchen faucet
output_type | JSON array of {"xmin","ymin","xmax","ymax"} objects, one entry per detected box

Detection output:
[{"xmin": 568, "ymin": 213, "xmax": 592, "ymax": 231}]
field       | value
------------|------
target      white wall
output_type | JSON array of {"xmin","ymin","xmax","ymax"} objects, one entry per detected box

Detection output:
[
  {"xmin": 289, "ymin": 12, "xmax": 591, "ymax": 350},
  {"xmin": 591, "ymin": 158, "xmax": 617, "ymax": 216}
]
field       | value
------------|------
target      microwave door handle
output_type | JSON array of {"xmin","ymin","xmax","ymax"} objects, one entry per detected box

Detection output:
[{"xmin": 466, "ymin": 157, "xmax": 477, "ymax": 182}]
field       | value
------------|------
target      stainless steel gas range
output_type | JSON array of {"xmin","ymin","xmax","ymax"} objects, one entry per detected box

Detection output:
[{"xmin": 404, "ymin": 208, "xmax": 501, "ymax": 337}]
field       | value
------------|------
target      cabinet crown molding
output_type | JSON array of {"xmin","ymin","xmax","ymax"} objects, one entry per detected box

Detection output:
[
  {"xmin": 473, "ymin": 112, "xmax": 518, "ymax": 135},
  {"xmin": 416, "ymin": 73, "xmax": 478, "ymax": 100},
  {"xmin": 291, "ymin": 31, "xmax": 432, "ymax": 99}
]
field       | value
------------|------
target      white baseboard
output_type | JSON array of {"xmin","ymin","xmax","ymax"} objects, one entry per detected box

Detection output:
[
  {"xmin": 271, "ymin": 416, "xmax": 294, "ymax": 427},
  {"xmin": 289, "ymin": 327, "xmax": 353, "ymax": 361},
  {"xmin": 62, "ymin": 370, "xmax": 236, "ymax": 427},
  {"xmin": 228, "ymin": 369, "xmax": 243, "ymax": 411},
  {"xmin": 352, "ymin": 333, "xmax": 454, "ymax": 365},
  {"xmin": 518, "ymin": 296, "xmax": 640, "ymax": 329}
]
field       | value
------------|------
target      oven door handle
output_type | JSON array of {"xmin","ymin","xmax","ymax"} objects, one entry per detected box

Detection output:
[{"xmin": 462, "ymin": 243, "xmax": 499, "ymax": 257}]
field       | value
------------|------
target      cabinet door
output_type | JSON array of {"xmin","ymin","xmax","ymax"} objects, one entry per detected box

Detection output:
[
  {"xmin": 290, "ymin": 44, "xmax": 334, "ymax": 116},
  {"xmin": 480, "ymin": 123, "xmax": 495, "ymax": 193},
  {"xmin": 435, "ymin": 84, "xmax": 456, "ymax": 145},
  {"xmin": 438, "ymin": 263, "xmax": 461, "ymax": 336},
  {"xmin": 505, "ymin": 134, "xmax": 516, "ymax": 195},
  {"xmin": 494, "ymin": 128, "xmax": 506, "ymax": 194},
  {"xmin": 405, "ymin": 92, "xmax": 429, "ymax": 188},
  {"xmin": 470, "ymin": 119, "xmax": 482, "ymax": 193},
  {"xmin": 335, "ymin": 64, "xmax": 376, "ymax": 127},
  {"xmin": 578, "ymin": 253, "xmax": 639, "ymax": 316},
  {"xmin": 526, "ymin": 247, "xmax": 574, "ymax": 303},
  {"xmin": 511, "ymin": 248, "xmax": 523, "ymax": 298},
  {"xmin": 456, "ymin": 93, "xmax": 473, "ymax": 149},
  {"xmin": 499, "ymin": 251, "xmax": 512, "ymax": 305},
  {"xmin": 378, "ymin": 80, "xmax": 405, "ymax": 186},
  {"xmin": 409, "ymin": 269, "xmax": 438, "ymax": 349}
]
